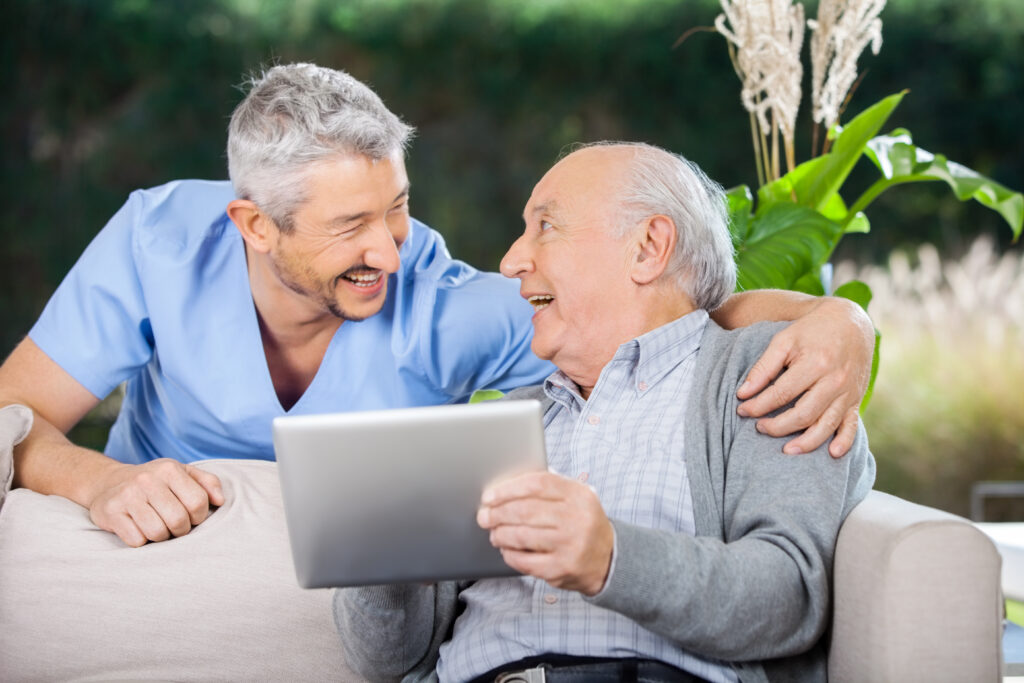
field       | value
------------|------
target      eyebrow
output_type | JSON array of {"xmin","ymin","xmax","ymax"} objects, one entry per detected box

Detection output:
[
  {"xmin": 524, "ymin": 200, "xmax": 558, "ymax": 222},
  {"xmin": 329, "ymin": 183, "xmax": 411, "ymax": 227}
]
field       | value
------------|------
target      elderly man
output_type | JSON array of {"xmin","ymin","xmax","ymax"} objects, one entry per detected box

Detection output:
[
  {"xmin": 0, "ymin": 63, "xmax": 873, "ymax": 549},
  {"xmin": 335, "ymin": 143, "xmax": 875, "ymax": 683}
]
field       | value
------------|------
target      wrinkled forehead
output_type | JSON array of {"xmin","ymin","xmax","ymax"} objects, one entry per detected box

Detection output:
[{"xmin": 525, "ymin": 147, "xmax": 633, "ymax": 220}]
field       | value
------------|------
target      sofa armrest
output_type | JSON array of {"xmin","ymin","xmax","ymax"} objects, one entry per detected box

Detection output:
[{"xmin": 829, "ymin": 490, "xmax": 1004, "ymax": 682}]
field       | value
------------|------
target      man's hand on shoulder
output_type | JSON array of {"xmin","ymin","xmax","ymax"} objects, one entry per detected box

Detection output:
[
  {"xmin": 735, "ymin": 296, "xmax": 874, "ymax": 458},
  {"xmin": 477, "ymin": 470, "xmax": 613, "ymax": 596},
  {"xmin": 87, "ymin": 459, "xmax": 225, "ymax": 547}
]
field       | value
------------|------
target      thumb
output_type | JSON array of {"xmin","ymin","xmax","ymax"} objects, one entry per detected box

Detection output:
[
  {"xmin": 737, "ymin": 334, "xmax": 792, "ymax": 399},
  {"xmin": 187, "ymin": 465, "xmax": 226, "ymax": 507}
]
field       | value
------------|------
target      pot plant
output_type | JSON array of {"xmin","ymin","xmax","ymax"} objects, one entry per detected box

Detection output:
[{"xmin": 695, "ymin": 0, "xmax": 1023, "ymax": 400}]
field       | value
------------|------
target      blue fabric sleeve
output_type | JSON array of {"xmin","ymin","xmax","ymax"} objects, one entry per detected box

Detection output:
[
  {"xmin": 419, "ymin": 271, "xmax": 553, "ymax": 401},
  {"xmin": 29, "ymin": 191, "xmax": 154, "ymax": 399}
]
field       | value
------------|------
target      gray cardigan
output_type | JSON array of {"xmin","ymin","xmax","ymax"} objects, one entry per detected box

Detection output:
[{"xmin": 333, "ymin": 320, "xmax": 876, "ymax": 682}]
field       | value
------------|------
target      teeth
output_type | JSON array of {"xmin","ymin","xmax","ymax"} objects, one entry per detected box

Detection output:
[
  {"xmin": 345, "ymin": 271, "xmax": 382, "ymax": 287},
  {"xmin": 528, "ymin": 295, "xmax": 553, "ymax": 311}
]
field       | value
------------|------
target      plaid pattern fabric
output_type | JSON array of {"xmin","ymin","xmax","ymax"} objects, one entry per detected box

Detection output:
[{"xmin": 437, "ymin": 310, "xmax": 736, "ymax": 683}]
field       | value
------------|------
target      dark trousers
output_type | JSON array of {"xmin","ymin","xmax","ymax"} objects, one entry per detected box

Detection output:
[{"xmin": 467, "ymin": 654, "xmax": 712, "ymax": 683}]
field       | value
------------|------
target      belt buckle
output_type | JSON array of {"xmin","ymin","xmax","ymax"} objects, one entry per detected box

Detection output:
[{"xmin": 495, "ymin": 667, "xmax": 546, "ymax": 683}]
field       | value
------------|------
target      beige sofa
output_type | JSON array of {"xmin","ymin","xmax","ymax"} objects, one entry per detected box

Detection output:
[{"xmin": 0, "ymin": 404, "xmax": 1005, "ymax": 681}]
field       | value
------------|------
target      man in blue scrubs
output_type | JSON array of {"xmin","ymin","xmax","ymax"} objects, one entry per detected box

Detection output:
[{"xmin": 0, "ymin": 64, "xmax": 874, "ymax": 548}]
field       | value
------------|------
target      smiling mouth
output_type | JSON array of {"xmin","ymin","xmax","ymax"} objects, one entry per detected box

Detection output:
[
  {"xmin": 342, "ymin": 270, "xmax": 384, "ymax": 288},
  {"xmin": 528, "ymin": 295, "xmax": 554, "ymax": 311}
]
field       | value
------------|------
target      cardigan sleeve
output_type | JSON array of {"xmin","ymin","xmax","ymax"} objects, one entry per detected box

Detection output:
[
  {"xmin": 587, "ymin": 321, "xmax": 875, "ymax": 662},
  {"xmin": 333, "ymin": 581, "xmax": 465, "ymax": 682}
]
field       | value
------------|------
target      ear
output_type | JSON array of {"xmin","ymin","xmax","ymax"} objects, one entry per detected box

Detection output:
[
  {"xmin": 630, "ymin": 215, "xmax": 677, "ymax": 285},
  {"xmin": 226, "ymin": 199, "xmax": 278, "ymax": 254}
]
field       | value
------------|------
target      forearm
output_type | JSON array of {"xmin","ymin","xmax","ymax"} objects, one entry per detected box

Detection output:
[
  {"xmin": 587, "ymin": 428, "xmax": 873, "ymax": 661},
  {"xmin": 712, "ymin": 290, "xmax": 870, "ymax": 333},
  {"xmin": 9, "ymin": 411, "xmax": 122, "ymax": 507},
  {"xmin": 587, "ymin": 521, "xmax": 827, "ymax": 661}
]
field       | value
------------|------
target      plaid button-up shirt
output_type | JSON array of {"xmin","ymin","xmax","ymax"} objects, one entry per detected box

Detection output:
[{"xmin": 437, "ymin": 309, "xmax": 737, "ymax": 683}]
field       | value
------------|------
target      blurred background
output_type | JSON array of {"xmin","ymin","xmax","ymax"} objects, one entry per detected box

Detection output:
[{"xmin": 1, "ymin": 0, "xmax": 1021, "ymax": 517}]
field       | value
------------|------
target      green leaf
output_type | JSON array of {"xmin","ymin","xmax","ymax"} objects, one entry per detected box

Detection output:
[
  {"xmin": 862, "ymin": 131, "xmax": 1023, "ymax": 241},
  {"xmin": 830, "ymin": 279, "xmax": 878, "ymax": 411},
  {"xmin": 725, "ymin": 184, "xmax": 754, "ymax": 247},
  {"xmin": 734, "ymin": 202, "xmax": 843, "ymax": 291},
  {"xmin": 833, "ymin": 280, "xmax": 873, "ymax": 310},
  {"xmin": 469, "ymin": 389, "xmax": 505, "ymax": 403},
  {"xmin": 819, "ymin": 193, "xmax": 871, "ymax": 234},
  {"xmin": 758, "ymin": 92, "xmax": 906, "ymax": 213},
  {"xmin": 791, "ymin": 270, "xmax": 825, "ymax": 296},
  {"xmin": 861, "ymin": 329, "xmax": 881, "ymax": 413}
]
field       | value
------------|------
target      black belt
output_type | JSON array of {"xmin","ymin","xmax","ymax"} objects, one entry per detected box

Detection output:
[{"xmin": 468, "ymin": 654, "xmax": 711, "ymax": 683}]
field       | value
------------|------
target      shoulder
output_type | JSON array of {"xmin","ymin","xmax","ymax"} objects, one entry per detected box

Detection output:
[
  {"xmin": 694, "ymin": 319, "xmax": 788, "ymax": 389},
  {"xmin": 397, "ymin": 218, "xmax": 525, "ymax": 320},
  {"xmin": 126, "ymin": 179, "xmax": 237, "ymax": 256}
]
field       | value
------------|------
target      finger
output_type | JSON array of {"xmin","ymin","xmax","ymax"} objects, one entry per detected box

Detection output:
[
  {"xmin": 828, "ymin": 408, "xmax": 860, "ymax": 459},
  {"xmin": 477, "ymin": 498, "xmax": 561, "ymax": 530},
  {"xmin": 738, "ymin": 363, "xmax": 815, "ymax": 420},
  {"xmin": 166, "ymin": 467, "xmax": 217, "ymax": 526},
  {"xmin": 736, "ymin": 335, "xmax": 793, "ymax": 401},
  {"xmin": 779, "ymin": 396, "xmax": 846, "ymax": 454},
  {"xmin": 489, "ymin": 525, "xmax": 560, "ymax": 553},
  {"xmin": 499, "ymin": 548, "xmax": 553, "ymax": 579},
  {"xmin": 93, "ymin": 510, "xmax": 148, "ymax": 548},
  {"xmin": 481, "ymin": 471, "xmax": 565, "ymax": 507},
  {"xmin": 187, "ymin": 466, "xmax": 225, "ymax": 507},
  {"xmin": 144, "ymin": 484, "xmax": 194, "ymax": 537},
  {"xmin": 127, "ymin": 503, "xmax": 172, "ymax": 543}
]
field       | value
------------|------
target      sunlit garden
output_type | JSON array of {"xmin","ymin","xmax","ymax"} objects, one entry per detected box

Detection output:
[{"xmin": 3, "ymin": 0, "xmax": 1022, "ymax": 515}]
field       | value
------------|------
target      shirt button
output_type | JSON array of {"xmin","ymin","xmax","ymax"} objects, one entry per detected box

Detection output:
[
  {"xmin": 638, "ymin": 381, "xmax": 648, "ymax": 391},
  {"xmin": 544, "ymin": 595, "xmax": 558, "ymax": 605},
  {"xmin": 587, "ymin": 415, "xmax": 600, "ymax": 425}
]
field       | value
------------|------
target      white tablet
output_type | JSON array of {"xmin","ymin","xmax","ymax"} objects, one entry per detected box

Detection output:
[{"xmin": 273, "ymin": 399, "xmax": 547, "ymax": 588}]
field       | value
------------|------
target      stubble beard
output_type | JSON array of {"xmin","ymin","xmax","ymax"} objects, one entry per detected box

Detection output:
[{"xmin": 273, "ymin": 254, "xmax": 380, "ymax": 323}]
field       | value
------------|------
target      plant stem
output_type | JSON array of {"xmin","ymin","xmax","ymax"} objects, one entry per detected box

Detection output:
[
  {"xmin": 845, "ymin": 178, "xmax": 898, "ymax": 227},
  {"xmin": 812, "ymin": 122, "xmax": 820, "ymax": 158},
  {"xmin": 749, "ymin": 111, "xmax": 765, "ymax": 187},
  {"xmin": 771, "ymin": 118, "xmax": 780, "ymax": 181}
]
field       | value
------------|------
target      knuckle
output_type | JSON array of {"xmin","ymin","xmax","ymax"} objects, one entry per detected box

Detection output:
[
  {"xmin": 789, "ymin": 403, "xmax": 813, "ymax": 425},
  {"xmin": 168, "ymin": 516, "xmax": 192, "ymax": 537}
]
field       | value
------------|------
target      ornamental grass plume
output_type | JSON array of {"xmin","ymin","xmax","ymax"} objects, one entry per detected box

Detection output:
[
  {"xmin": 808, "ymin": 0, "xmax": 886, "ymax": 153},
  {"xmin": 715, "ymin": 0, "xmax": 805, "ymax": 183},
  {"xmin": 834, "ymin": 238, "xmax": 1024, "ymax": 516}
]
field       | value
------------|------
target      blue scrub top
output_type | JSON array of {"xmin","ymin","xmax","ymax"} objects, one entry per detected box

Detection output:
[{"xmin": 30, "ymin": 180, "xmax": 552, "ymax": 464}]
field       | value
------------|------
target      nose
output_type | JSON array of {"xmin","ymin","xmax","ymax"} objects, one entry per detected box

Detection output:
[
  {"xmin": 499, "ymin": 233, "xmax": 533, "ymax": 279},
  {"xmin": 364, "ymin": 218, "xmax": 402, "ymax": 274}
]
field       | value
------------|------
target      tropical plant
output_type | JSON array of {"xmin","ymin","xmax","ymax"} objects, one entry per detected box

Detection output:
[{"xmin": 700, "ymin": 0, "xmax": 1023, "ymax": 401}]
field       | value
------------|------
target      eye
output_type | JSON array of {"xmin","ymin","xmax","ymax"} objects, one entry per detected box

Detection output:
[{"xmin": 540, "ymin": 220, "xmax": 554, "ymax": 232}]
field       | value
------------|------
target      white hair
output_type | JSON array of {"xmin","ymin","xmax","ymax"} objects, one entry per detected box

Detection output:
[
  {"xmin": 573, "ymin": 141, "xmax": 737, "ymax": 311},
  {"xmin": 227, "ymin": 63, "xmax": 414, "ymax": 231}
]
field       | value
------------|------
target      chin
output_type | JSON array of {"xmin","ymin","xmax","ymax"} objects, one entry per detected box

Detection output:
[{"xmin": 530, "ymin": 339, "xmax": 556, "ymax": 362}]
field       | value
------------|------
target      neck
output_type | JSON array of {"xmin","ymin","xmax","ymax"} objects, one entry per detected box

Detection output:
[
  {"xmin": 245, "ymin": 244, "xmax": 342, "ymax": 346},
  {"xmin": 566, "ymin": 286, "xmax": 696, "ymax": 401}
]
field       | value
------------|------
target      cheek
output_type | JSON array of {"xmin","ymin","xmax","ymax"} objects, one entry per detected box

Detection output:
[{"xmin": 388, "ymin": 214, "xmax": 411, "ymax": 249}]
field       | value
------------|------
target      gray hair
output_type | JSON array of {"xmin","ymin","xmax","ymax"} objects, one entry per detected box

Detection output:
[
  {"xmin": 227, "ymin": 63, "xmax": 414, "ymax": 231},
  {"xmin": 573, "ymin": 142, "xmax": 736, "ymax": 311}
]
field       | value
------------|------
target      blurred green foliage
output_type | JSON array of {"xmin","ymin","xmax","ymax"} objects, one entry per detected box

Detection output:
[{"xmin": 2, "ymin": 0, "xmax": 1023, "ymax": 359}]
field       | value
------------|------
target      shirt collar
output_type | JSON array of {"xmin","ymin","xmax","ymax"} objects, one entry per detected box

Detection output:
[{"xmin": 542, "ymin": 309, "xmax": 709, "ymax": 404}]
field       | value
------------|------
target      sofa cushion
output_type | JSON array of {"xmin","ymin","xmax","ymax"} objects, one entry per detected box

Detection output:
[
  {"xmin": 0, "ymin": 455, "xmax": 361, "ymax": 681},
  {"xmin": 0, "ymin": 404, "xmax": 33, "ymax": 510}
]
